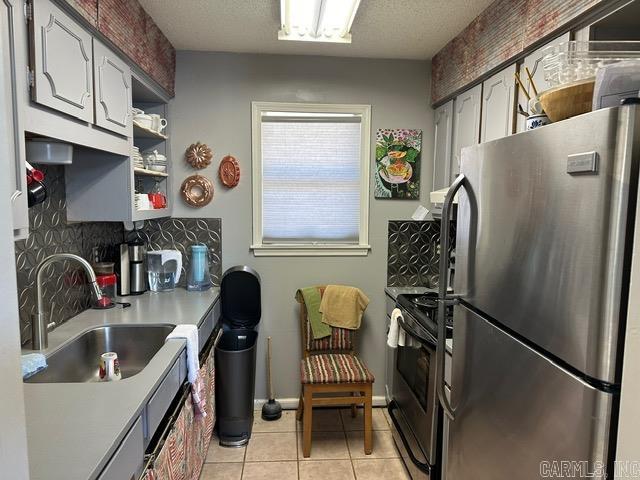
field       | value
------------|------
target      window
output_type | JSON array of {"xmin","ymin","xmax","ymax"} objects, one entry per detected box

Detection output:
[{"xmin": 251, "ymin": 102, "xmax": 371, "ymax": 256}]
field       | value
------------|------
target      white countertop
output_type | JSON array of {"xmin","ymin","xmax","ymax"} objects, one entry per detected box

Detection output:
[{"xmin": 23, "ymin": 288, "xmax": 220, "ymax": 480}]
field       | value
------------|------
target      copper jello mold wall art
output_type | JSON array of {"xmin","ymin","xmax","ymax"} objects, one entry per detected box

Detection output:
[
  {"xmin": 185, "ymin": 142, "xmax": 213, "ymax": 169},
  {"xmin": 181, "ymin": 175, "xmax": 214, "ymax": 207},
  {"xmin": 218, "ymin": 154, "xmax": 240, "ymax": 188}
]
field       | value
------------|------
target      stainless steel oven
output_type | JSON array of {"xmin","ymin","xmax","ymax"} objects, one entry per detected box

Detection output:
[{"xmin": 388, "ymin": 309, "xmax": 441, "ymax": 480}]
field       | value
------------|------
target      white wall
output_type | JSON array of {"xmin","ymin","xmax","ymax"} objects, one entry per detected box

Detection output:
[{"xmin": 170, "ymin": 52, "xmax": 433, "ymax": 400}]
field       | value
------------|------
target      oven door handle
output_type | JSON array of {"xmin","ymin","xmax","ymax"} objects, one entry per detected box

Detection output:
[
  {"xmin": 437, "ymin": 173, "xmax": 468, "ymax": 421},
  {"xmin": 397, "ymin": 315, "xmax": 436, "ymax": 350},
  {"xmin": 387, "ymin": 400, "xmax": 431, "ymax": 474}
]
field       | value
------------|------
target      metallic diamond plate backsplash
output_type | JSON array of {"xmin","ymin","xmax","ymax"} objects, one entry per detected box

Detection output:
[
  {"xmin": 126, "ymin": 218, "xmax": 222, "ymax": 288},
  {"xmin": 14, "ymin": 166, "xmax": 124, "ymax": 345},
  {"xmin": 387, "ymin": 220, "xmax": 454, "ymax": 287},
  {"xmin": 14, "ymin": 165, "xmax": 222, "ymax": 345}
]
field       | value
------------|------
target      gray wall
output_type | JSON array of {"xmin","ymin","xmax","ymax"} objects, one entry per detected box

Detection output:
[{"xmin": 170, "ymin": 52, "xmax": 433, "ymax": 400}]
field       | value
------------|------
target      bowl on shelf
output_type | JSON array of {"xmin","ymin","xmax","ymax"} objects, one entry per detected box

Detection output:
[
  {"xmin": 539, "ymin": 79, "xmax": 595, "ymax": 122},
  {"xmin": 147, "ymin": 165, "xmax": 167, "ymax": 173}
]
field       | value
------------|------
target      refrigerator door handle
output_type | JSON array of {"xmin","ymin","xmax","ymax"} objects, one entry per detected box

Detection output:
[{"xmin": 437, "ymin": 173, "xmax": 468, "ymax": 420}]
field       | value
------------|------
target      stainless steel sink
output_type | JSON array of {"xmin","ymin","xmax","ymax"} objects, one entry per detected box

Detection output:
[{"xmin": 25, "ymin": 325, "xmax": 175, "ymax": 383}]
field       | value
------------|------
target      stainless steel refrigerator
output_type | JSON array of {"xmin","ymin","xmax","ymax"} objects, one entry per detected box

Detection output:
[{"xmin": 436, "ymin": 104, "xmax": 640, "ymax": 479}]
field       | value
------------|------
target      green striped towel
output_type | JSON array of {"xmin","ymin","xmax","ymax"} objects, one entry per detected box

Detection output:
[{"xmin": 296, "ymin": 287, "xmax": 331, "ymax": 340}]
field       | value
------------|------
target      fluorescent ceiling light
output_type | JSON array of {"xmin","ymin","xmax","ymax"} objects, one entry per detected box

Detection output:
[
  {"xmin": 263, "ymin": 112, "xmax": 359, "ymax": 118},
  {"xmin": 279, "ymin": 0, "xmax": 361, "ymax": 44}
]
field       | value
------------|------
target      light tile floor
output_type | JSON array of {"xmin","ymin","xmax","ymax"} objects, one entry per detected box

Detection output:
[{"xmin": 200, "ymin": 407, "xmax": 410, "ymax": 480}]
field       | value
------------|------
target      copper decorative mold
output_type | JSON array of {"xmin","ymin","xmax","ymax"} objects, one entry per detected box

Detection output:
[
  {"xmin": 185, "ymin": 142, "xmax": 213, "ymax": 169},
  {"xmin": 180, "ymin": 175, "xmax": 213, "ymax": 207},
  {"xmin": 218, "ymin": 155, "xmax": 240, "ymax": 188}
]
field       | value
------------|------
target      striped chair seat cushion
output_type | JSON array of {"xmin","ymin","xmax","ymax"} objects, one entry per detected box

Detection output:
[{"xmin": 301, "ymin": 353, "xmax": 375, "ymax": 384}]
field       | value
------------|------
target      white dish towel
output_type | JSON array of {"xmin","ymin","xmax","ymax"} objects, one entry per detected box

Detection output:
[
  {"xmin": 387, "ymin": 308, "xmax": 406, "ymax": 348},
  {"xmin": 166, "ymin": 324, "xmax": 199, "ymax": 382},
  {"xmin": 166, "ymin": 324, "xmax": 207, "ymax": 416}
]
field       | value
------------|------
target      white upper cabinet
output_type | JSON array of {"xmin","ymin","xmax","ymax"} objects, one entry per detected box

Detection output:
[
  {"xmin": 2, "ymin": 0, "xmax": 28, "ymax": 239},
  {"xmin": 517, "ymin": 32, "xmax": 571, "ymax": 132},
  {"xmin": 452, "ymin": 84, "xmax": 482, "ymax": 180},
  {"xmin": 30, "ymin": 0, "xmax": 94, "ymax": 122},
  {"xmin": 432, "ymin": 100, "xmax": 453, "ymax": 191},
  {"xmin": 481, "ymin": 64, "xmax": 516, "ymax": 143},
  {"xmin": 93, "ymin": 39, "xmax": 132, "ymax": 136}
]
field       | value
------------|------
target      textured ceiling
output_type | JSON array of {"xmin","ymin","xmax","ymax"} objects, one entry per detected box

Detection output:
[{"xmin": 138, "ymin": 0, "xmax": 495, "ymax": 60}]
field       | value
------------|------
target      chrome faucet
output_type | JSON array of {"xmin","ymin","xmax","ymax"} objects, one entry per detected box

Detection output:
[{"xmin": 31, "ymin": 253, "xmax": 104, "ymax": 350}]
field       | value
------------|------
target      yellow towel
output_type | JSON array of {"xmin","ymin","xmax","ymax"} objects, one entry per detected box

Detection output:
[{"xmin": 319, "ymin": 285, "xmax": 370, "ymax": 330}]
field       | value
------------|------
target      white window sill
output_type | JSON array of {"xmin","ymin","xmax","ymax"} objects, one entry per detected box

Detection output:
[{"xmin": 250, "ymin": 244, "xmax": 371, "ymax": 257}]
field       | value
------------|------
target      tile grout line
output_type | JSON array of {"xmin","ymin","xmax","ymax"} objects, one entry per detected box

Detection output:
[
  {"xmin": 341, "ymin": 409, "xmax": 359, "ymax": 479},
  {"xmin": 241, "ymin": 439, "xmax": 247, "ymax": 479},
  {"xmin": 296, "ymin": 414, "xmax": 301, "ymax": 479}
]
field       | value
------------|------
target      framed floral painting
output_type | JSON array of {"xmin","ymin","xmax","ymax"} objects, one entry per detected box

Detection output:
[{"xmin": 374, "ymin": 129, "xmax": 422, "ymax": 199}]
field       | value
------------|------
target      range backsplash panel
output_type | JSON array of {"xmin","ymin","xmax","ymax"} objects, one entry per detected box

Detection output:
[
  {"xmin": 126, "ymin": 218, "xmax": 222, "ymax": 288},
  {"xmin": 15, "ymin": 166, "xmax": 223, "ymax": 345},
  {"xmin": 387, "ymin": 220, "xmax": 454, "ymax": 287}
]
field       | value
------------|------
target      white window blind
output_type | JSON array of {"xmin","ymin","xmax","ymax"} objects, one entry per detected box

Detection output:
[
  {"xmin": 251, "ymin": 102, "xmax": 370, "ymax": 256},
  {"xmin": 261, "ymin": 117, "xmax": 362, "ymax": 243}
]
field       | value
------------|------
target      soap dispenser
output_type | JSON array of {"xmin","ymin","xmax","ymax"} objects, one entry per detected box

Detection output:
[{"xmin": 187, "ymin": 244, "xmax": 212, "ymax": 291}]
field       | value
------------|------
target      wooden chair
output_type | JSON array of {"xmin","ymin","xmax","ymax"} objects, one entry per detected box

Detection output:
[{"xmin": 295, "ymin": 287, "xmax": 374, "ymax": 458}]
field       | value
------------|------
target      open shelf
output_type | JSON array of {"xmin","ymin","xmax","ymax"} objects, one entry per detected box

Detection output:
[
  {"xmin": 134, "ymin": 167, "xmax": 168, "ymax": 177},
  {"xmin": 132, "ymin": 207, "xmax": 171, "ymax": 221},
  {"xmin": 133, "ymin": 121, "xmax": 168, "ymax": 140}
]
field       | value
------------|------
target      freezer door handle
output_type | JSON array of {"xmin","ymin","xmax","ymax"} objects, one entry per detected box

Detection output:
[{"xmin": 437, "ymin": 173, "xmax": 469, "ymax": 420}]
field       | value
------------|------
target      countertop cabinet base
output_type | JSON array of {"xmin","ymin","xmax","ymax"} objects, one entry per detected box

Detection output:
[{"xmin": 98, "ymin": 417, "xmax": 144, "ymax": 480}]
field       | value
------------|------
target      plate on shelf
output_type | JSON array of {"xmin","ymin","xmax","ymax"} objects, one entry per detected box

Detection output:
[
  {"xmin": 134, "ymin": 167, "xmax": 169, "ymax": 177},
  {"xmin": 133, "ymin": 121, "xmax": 168, "ymax": 140}
]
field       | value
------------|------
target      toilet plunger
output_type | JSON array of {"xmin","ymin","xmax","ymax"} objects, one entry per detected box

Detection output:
[{"xmin": 261, "ymin": 336, "xmax": 282, "ymax": 421}]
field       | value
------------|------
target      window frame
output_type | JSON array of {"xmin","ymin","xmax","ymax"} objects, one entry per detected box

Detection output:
[{"xmin": 251, "ymin": 101, "xmax": 371, "ymax": 257}]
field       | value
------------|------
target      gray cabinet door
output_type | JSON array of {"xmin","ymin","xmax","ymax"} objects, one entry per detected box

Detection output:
[
  {"xmin": 1, "ymin": 0, "xmax": 28, "ymax": 238},
  {"xmin": 451, "ymin": 84, "xmax": 481, "ymax": 181},
  {"xmin": 480, "ymin": 64, "xmax": 516, "ymax": 143},
  {"xmin": 432, "ymin": 100, "xmax": 453, "ymax": 191},
  {"xmin": 93, "ymin": 39, "xmax": 131, "ymax": 136},
  {"xmin": 97, "ymin": 416, "xmax": 144, "ymax": 480},
  {"xmin": 30, "ymin": 0, "xmax": 93, "ymax": 122}
]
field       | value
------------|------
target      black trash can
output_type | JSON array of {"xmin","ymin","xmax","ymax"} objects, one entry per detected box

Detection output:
[{"xmin": 215, "ymin": 266, "xmax": 261, "ymax": 447}]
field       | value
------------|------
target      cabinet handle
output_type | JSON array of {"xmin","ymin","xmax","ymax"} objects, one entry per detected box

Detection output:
[{"xmin": 11, "ymin": 190, "xmax": 23, "ymax": 201}]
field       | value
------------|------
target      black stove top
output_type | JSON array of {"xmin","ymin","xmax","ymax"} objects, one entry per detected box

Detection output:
[{"xmin": 396, "ymin": 292, "xmax": 453, "ymax": 338}]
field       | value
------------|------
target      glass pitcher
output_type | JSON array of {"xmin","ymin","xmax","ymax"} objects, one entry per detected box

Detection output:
[{"xmin": 147, "ymin": 250, "xmax": 182, "ymax": 292}]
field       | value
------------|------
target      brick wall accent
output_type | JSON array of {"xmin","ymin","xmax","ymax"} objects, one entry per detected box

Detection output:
[
  {"xmin": 431, "ymin": 0, "xmax": 603, "ymax": 104},
  {"xmin": 68, "ymin": 0, "xmax": 98, "ymax": 26},
  {"xmin": 66, "ymin": 0, "xmax": 176, "ymax": 96},
  {"xmin": 97, "ymin": 0, "xmax": 175, "ymax": 96}
]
